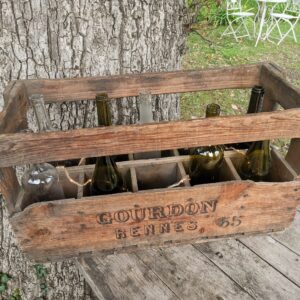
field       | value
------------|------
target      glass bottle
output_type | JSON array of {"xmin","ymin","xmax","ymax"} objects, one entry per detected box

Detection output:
[
  {"xmin": 239, "ymin": 87, "xmax": 272, "ymax": 181},
  {"xmin": 239, "ymin": 141, "xmax": 271, "ymax": 181},
  {"xmin": 189, "ymin": 103, "xmax": 224, "ymax": 185},
  {"xmin": 21, "ymin": 95, "xmax": 65, "ymax": 202},
  {"xmin": 133, "ymin": 91, "xmax": 161, "ymax": 159},
  {"xmin": 230, "ymin": 86, "xmax": 265, "ymax": 149},
  {"xmin": 90, "ymin": 93, "xmax": 127, "ymax": 195}
]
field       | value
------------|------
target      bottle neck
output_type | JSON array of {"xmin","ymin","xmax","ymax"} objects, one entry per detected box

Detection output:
[
  {"xmin": 247, "ymin": 86, "xmax": 265, "ymax": 114},
  {"xmin": 139, "ymin": 91, "xmax": 153, "ymax": 123},
  {"xmin": 96, "ymin": 94, "xmax": 112, "ymax": 126},
  {"xmin": 31, "ymin": 95, "xmax": 53, "ymax": 132},
  {"xmin": 250, "ymin": 140, "xmax": 270, "ymax": 151},
  {"xmin": 205, "ymin": 103, "xmax": 221, "ymax": 118}
]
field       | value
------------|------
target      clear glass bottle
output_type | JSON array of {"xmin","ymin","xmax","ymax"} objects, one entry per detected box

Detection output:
[
  {"xmin": 22, "ymin": 95, "xmax": 65, "ymax": 202},
  {"xmin": 90, "ymin": 93, "xmax": 127, "ymax": 195},
  {"xmin": 133, "ymin": 91, "xmax": 161, "ymax": 160},
  {"xmin": 189, "ymin": 103, "xmax": 224, "ymax": 185}
]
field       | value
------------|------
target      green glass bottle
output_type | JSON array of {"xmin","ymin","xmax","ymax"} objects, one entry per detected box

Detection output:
[
  {"xmin": 90, "ymin": 94, "xmax": 126, "ymax": 195},
  {"xmin": 239, "ymin": 87, "xmax": 272, "ymax": 181},
  {"xmin": 239, "ymin": 141, "xmax": 271, "ymax": 181},
  {"xmin": 189, "ymin": 103, "xmax": 224, "ymax": 185},
  {"xmin": 230, "ymin": 86, "xmax": 265, "ymax": 149}
]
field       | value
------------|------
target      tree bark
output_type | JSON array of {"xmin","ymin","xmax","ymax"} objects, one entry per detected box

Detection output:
[{"xmin": 0, "ymin": 0, "xmax": 187, "ymax": 299}]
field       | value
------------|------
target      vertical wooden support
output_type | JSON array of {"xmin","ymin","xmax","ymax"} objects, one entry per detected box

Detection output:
[
  {"xmin": 286, "ymin": 139, "xmax": 300, "ymax": 175},
  {"xmin": 0, "ymin": 82, "xmax": 28, "ymax": 215}
]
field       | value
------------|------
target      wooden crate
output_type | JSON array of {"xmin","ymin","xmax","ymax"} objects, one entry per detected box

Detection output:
[{"xmin": 0, "ymin": 63, "xmax": 300, "ymax": 262}]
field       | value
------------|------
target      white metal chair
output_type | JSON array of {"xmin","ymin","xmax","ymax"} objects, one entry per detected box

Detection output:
[
  {"xmin": 266, "ymin": 0, "xmax": 300, "ymax": 44},
  {"xmin": 222, "ymin": 0, "xmax": 256, "ymax": 41}
]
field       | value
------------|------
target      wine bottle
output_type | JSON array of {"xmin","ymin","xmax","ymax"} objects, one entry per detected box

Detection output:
[
  {"xmin": 239, "ymin": 140, "xmax": 271, "ymax": 181},
  {"xmin": 134, "ymin": 91, "xmax": 161, "ymax": 160},
  {"xmin": 90, "ymin": 93, "xmax": 126, "ymax": 195},
  {"xmin": 22, "ymin": 94, "xmax": 65, "ymax": 202},
  {"xmin": 239, "ymin": 87, "xmax": 272, "ymax": 181},
  {"xmin": 189, "ymin": 103, "xmax": 224, "ymax": 185},
  {"xmin": 230, "ymin": 86, "xmax": 265, "ymax": 149}
]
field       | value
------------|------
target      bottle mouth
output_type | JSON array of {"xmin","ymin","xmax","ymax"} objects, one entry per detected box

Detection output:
[
  {"xmin": 252, "ymin": 86, "xmax": 265, "ymax": 94},
  {"xmin": 96, "ymin": 93, "xmax": 109, "ymax": 101},
  {"xmin": 206, "ymin": 103, "xmax": 221, "ymax": 117}
]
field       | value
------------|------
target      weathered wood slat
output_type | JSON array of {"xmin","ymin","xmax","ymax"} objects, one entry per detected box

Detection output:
[
  {"xmin": 0, "ymin": 81, "xmax": 28, "ymax": 215},
  {"xmin": 195, "ymin": 239, "xmax": 300, "ymax": 299},
  {"xmin": 239, "ymin": 235, "xmax": 300, "ymax": 287},
  {"xmin": 0, "ymin": 167, "xmax": 21, "ymax": 215},
  {"xmin": 10, "ymin": 180, "xmax": 300, "ymax": 262},
  {"xmin": 77, "ymin": 254, "xmax": 177, "ymax": 300},
  {"xmin": 1, "ymin": 108, "xmax": 300, "ymax": 167},
  {"xmin": 272, "ymin": 211, "xmax": 300, "ymax": 256},
  {"xmin": 135, "ymin": 245, "xmax": 252, "ymax": 300},
  {"xmin": 20, "ymin": 64, "xmax": 261, "ymax": 103},
  {"xmin": 261, "ymin": 63, "xmax": 300, "ymax": 109},
  {"xmin": 0, "ymin": 81, "xmax": 28, "ymax": 132},
  {"xmin": 286, "ymin": 138, "xmax": 300, "ymax": 175}
]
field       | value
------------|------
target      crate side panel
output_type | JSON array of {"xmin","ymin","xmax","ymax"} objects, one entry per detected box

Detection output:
[
  {"xmin": 261, "ymin": 64, "xmax": 300, "ymax": 110},
  {"xmin": 10, "ymin": 181, "xmax": 300, "ymax": 262},
  {"xmin": 1, "ymin": 108, "xmax": 300, "ymax": 167}
]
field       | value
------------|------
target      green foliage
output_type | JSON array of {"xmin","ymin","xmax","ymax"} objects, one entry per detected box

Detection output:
[
  {"xmin": 34, "ymin": 264, "xmax": 49, "ymax": 299},
  {"xmin": 0, "ymin": 272, "xmax": 12, "ymax": 294},
  {"xmin": 8, "ymin": 288, "xmax": 22, "ymax": 300},
  {"xmin": 208, "ymin": 6, "xmax": 227, "ymax": 26},
  {"xmin": 34, "ymin": 264, "xmax": 48, "ymax": 279}
]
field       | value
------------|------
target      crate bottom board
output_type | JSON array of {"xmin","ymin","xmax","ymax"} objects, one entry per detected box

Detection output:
[{"xmin": 10, "ymin": 180, "xmax": 300, "ymax": 262}]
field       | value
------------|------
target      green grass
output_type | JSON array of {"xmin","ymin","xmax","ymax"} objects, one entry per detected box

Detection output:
[
  {"xmin": 181, "ymin": 20, "xmax": 300, "ymax": 153},
  {"xmin": 181, "ymin": 21, "xmax": 300, "ymax": 119}
]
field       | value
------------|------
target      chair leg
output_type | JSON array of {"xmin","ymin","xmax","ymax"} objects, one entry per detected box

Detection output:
[
  {"xmin": 252, "ymin": 18, "xmax": 256, "ymax": 37},
  {"xmin": 277, "ymin": 20, "xmax": 297, "ymax": 45},
  {"xmin": 229, "ymin": 21, "xmax": 239, "ymax": 41},
  {"xmin": 241, "ymin": 18, "xmax": 251, "ymax": 39}
]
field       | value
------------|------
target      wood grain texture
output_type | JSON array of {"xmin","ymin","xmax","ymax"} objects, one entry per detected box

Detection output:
[
  {"xmin": 0, "ymin": 167, "xmax": 21, "ymax": 215},
  {"xmin": 286, "ymin": 138, "xmax": 300, "ymax": 175},
  {"xmin": 0, "ymin": 81, "xmax": 28, "ymax": 215},
  {"xmin": 261, "ymin": 63, "xmax": 300, "ymax": 109},
  {"xmin": 10, "ymin": 179, "xmax": 300, "ymax": 262},
  {"xmin": 21, "ymin": 64, "xmax": 261, "ymax": 103},
  {"xmin": 1, "ymin": 108, "xmax": 300, "ymax": 167},
  {"xmin": 77, "ymin": 254, "xmax": 177, "ymax": 300},
  {"xmin": 135, "ymin": 245, "xmax": 252, "ymax": 300},
  {"xmin": 195, "ymin": 239, "xmax": 300, "ymax": 299},
  {"xmin": 0, "ymin": 81, "xmax": 28, "ymax": 132},
  {"xmin": 239, "ymin": 235, "xmax": 300, "ymax": 286},
  {"xmin": 272, "ymin": 210, "xmax": 300, "ymax": 255}
]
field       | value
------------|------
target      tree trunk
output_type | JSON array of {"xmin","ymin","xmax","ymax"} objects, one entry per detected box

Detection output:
[{"xmin": 0, "ymin": 0, "xmax": 187, "ymax": 299}]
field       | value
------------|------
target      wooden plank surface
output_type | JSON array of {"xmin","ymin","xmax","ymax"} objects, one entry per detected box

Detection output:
[
  {"xmin": 135, "ymin": 245, "xmax": 253, "ymax": 300},
  {"xmin": 77, "ymin": 254, "xmax": 177, "ymax": 300},
  {"xmin": 10, "ymin": 180, "xmax": 300, "ymax": 262},
  {"xmin": 195, "ymin": 239, "xmax": 300, "ymax": 299},
  {"xmin": 79, "ymin": 245, "xmax": 252, "ymax": 300},
  {"xmin": 239, "ymin": 235, "xmax": 300, "ymax": 286},
  {"xmin": 79, "ymin": 211, "xmax": 300, "ymax": 300},
  {"xmin": 1, "ymin": 108, "xmax": 300, "ymax": 167},
  {"xmin": 272, "ymin": 210, "xmax": 300, "ymax": 256},
  {"xmin": 20, "ymin": 64, "xmax": 260, "ymax": 103}
]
